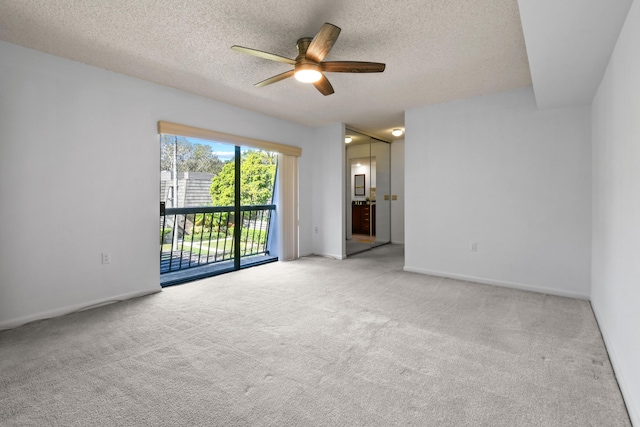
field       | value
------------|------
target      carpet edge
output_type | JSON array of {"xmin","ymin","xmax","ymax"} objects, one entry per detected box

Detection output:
[
  {"xmin": 591, "ymin": 301, "xmax": 637, "ymax": 426},
  {"xmin": 0, "ymin": 288, "xmax": 161, "ymax": 331},
  {"xmin": 402, "ymin": 266, "xmax": 590, "ymax": 300}
]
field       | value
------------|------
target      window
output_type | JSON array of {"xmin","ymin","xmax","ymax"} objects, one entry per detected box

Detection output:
[{"xmin": 158, "ymin": 122, "xmax": 300, "ymax": 286}]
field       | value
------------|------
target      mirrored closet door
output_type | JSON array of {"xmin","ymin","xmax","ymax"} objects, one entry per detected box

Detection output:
[{"xmin": 345, "ymin": 129, "xmax": 391, "ymax": 255}]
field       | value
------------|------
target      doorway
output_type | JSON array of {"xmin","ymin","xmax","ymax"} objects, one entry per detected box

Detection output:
[{"xmin": 345, "ymin": 129, "xmax": 391, "ymax": 256}]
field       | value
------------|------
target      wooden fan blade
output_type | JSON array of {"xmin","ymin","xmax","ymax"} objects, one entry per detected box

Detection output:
[
  {"xmin": 321, "ymin": 61, "xmax": 386, "ymax": 73},
  {"xmin": 255, "ymin": 70, "xmax": 295, "ymax": 87},
  {"xmin": 231, "ymin": 46, "xmax": 296, "ymax": 65},
  {"xmin": 313, "ymin": 74, "xmax": 334, "ymax": 96},
  {"xmin": 306, "ymin": 23, "xmax": 341, "ymax": 63}
]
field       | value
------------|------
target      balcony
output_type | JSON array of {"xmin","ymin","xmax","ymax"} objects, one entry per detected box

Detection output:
[{"xmin": 160, "ymin": 204, "xmax": 276, "ymax": 286}]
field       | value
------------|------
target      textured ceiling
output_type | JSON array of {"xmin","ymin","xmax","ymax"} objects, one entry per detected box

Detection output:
[{"xmin": 0, "ymin": 0, "xmax": 532, "ymax": 140}]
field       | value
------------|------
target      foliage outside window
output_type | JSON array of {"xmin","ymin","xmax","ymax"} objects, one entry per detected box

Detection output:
[
  {"xmin": 161, "ymin": 135, "xmax": 224, "ymax": 175},
  {"xmin": 210, "ymin": 150, "xmax": 277, "ymax": 206}
]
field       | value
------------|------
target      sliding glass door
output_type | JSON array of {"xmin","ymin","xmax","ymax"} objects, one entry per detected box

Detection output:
[{"xmin": 160, "ymin": 134, "xmax": 278, "ymax": 286}]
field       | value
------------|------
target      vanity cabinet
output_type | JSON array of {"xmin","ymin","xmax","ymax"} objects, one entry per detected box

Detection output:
[{"xmin": 352, "ymin": 202, "xmax": 376, "ymax": 235}]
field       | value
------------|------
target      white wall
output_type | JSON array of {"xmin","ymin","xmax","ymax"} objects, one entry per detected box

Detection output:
[
  {"xmin": 405, "ymin": 87, "xmax": 592, "ymax": 298},
  {"xmin": 591, "ymin": 1, "xmax": 640, "ymax": 424},
  {"xmin": 391, "ymin": 139, "xmax": 405, "ymax": 244},
  {"xmin": 311, "ymin": 123, "xmax": 345, "ymax": 259},
  {"xmin": 0, "ymin": 41, "xmax": 314, "ymax": 329}
]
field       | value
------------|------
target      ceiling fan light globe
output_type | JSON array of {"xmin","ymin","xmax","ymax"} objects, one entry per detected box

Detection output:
[{"xmin": 295, "ymin": 69, "xmax": 322, "ymax": 83}]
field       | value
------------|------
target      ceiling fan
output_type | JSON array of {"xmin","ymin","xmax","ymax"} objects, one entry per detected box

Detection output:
[{"xmin": 231, "ymin": 23, "xmax": 385, "ymax": 96}]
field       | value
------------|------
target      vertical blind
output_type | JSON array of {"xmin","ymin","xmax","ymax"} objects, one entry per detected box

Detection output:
[{"xmin": 278, "ymin": 153, "xmax": 299, "ymax": 261}]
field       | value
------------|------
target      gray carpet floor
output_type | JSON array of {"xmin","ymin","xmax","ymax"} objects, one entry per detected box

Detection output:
[{"xmin": 0, "ymin": 245, "xmax": 631, "ymax": 426}]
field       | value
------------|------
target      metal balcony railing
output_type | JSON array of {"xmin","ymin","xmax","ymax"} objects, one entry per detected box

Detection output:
[{"xmin": 160, "ymin": 205, "xmax": 275, "ymax": 274}]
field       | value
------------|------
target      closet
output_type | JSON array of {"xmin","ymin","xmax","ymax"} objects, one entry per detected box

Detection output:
[{"xmin": 345, "ymin": 129, "xmax": 390, "ymax": 255}]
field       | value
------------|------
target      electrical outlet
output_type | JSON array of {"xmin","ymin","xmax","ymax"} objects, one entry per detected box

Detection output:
[
  {"xmin": 101, "ymin": 252, "xmax": 111, "ymax": 264},
  {"xmin": 470, "ymin": 242, "xmax": 477, "ymax": 252}
]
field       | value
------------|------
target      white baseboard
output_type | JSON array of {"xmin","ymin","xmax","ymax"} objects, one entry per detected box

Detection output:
[
  {"xmin": 0, "ymin": 288, "xmax": 161, "ymax": 331},
  {"xmin": 313, "ymin": 252, "xmax": 346, "ymax": 260},
  {"xmin": 591, "ymin": 301, "xmax": 638, "ymax": 426},
  {"xmin": 402, "ymin": 266, "xmax": 590, "ymax": 300}
]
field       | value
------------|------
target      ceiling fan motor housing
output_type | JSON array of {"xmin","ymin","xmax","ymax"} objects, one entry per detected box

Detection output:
[
  {"xmin": 294, "ymin": 38, "xmax": 322, "ymax": 81},
  {"xmin": 296, "ymin": 37, "xmax": 312, "ymax": 59}
]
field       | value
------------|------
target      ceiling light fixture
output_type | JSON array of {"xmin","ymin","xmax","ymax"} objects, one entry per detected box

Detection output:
[
  {"xmin": 294, "ymin": 63, "xmax": 322, "ymax": 83},
  {"xmin": 345, "ymin": 136, "xmax": 352, "ymax": 143},
  {"xmin": 392, "ymin": 129, "xmax": 404, "ymax": 137}
]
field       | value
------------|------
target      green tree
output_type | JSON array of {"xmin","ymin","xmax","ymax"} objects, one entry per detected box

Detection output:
[
  {"xmin": 161, "ymin": 135, "xmax": 223, "ymax": 175},
  {"xmin": 209, "ymin": 160, "xmax": 236, "ymax": 207},
  {"xmin": 210, "ymin": 150, "xmax": 276, "ymax": 206}
]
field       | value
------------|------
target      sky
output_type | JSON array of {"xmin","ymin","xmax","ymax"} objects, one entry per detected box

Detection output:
[
  {"xmin": 187, "ymin": 137, "xmax": 235, "ymax": 162},
  {"xmin": 187, "ymin": 137, "xmax": 259, "ymax": 162}
]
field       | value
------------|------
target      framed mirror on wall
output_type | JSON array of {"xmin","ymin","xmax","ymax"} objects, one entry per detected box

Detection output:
[
  {"xmin": 354, "ymin": 174, "xmax": 365, "ymax": 196},
  {"xmin": 344, "ymin": 128, "xmax": 391, "ymax": 256}
]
